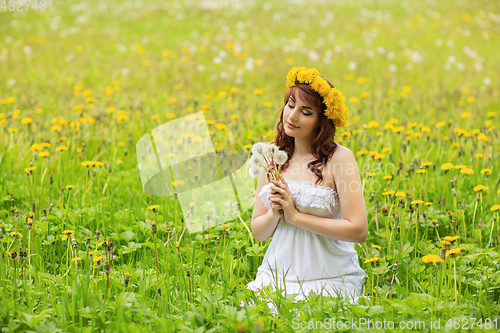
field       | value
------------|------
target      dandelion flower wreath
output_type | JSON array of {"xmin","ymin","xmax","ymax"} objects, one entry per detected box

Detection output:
[{"xmin": 286, "ymin": 67, "xmax": 349, "ymax": 127}]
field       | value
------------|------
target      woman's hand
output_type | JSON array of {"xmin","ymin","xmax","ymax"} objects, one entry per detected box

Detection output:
[
  {"xmin": 268, "ymin": 174, "xmax": 299, "ymax": 224},
  {"xmin": 268, "ymin": 190, "xmax": 283, "ymax": 221}
]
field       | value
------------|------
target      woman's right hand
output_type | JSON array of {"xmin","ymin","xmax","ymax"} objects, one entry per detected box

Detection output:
[{"xmin": 268, "ymin": 184, "xmax": 283, "ymax": 220}]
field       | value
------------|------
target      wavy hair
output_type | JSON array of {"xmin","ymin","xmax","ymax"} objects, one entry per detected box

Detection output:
[{"xmin": 268, "ymin": 78, "xmax": 339, "ymax": 186}]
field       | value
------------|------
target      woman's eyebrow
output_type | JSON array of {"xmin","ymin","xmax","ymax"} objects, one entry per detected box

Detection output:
[{"xmin": 289, "ymin": 97, "xmax": 313, "ymax": 110}]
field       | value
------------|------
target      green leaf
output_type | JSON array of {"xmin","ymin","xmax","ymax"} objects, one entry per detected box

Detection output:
[{"xmin": 122, "ymin": 230, "xmax": 135, "ymax": 240}]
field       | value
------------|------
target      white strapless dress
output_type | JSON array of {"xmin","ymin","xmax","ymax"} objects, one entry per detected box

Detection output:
[{"xmin": 242, "ymin": 179, "xmax": 366, "ymax": 314}]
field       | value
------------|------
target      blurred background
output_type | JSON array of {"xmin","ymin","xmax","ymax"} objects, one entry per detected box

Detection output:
[{"xmin": 1, "ymin": 0, "xmax": 499, "ymax": 331}]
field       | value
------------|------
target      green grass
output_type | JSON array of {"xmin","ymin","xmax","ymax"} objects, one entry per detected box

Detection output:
[{"xmin": 0, "ymin": 0, "xmax": 500, "ymax": 331}]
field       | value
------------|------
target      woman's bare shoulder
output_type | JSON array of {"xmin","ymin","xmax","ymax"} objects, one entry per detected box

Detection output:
[{"xmin": 325, "ymin": 144, "xmax": 356, "ymax": 173}]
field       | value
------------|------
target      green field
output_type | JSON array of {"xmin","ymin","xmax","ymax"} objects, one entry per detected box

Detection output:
[{"xmin": 1, "ymin": 0, "xmax": 500, "ymax": 331}]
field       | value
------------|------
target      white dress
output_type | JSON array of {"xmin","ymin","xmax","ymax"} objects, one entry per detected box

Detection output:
[{"xmin": 243, "ymin": 179, "xmax": 366, "ymax": 314}]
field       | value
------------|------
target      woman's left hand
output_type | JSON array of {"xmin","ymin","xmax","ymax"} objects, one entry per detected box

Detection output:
[{"xmin": 269, "ymin": 174, "xmax": 299, "ymax": 224}]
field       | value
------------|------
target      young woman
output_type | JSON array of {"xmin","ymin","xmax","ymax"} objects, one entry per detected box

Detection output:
[{"xmin": 245, "ymin": 67, "xmax": 368, "ymax": 314}]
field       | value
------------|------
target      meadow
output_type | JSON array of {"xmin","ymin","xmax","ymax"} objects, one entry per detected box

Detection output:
[{"xmin": 1, "ymin": 0, "xmax": 500, "ymax": 331}]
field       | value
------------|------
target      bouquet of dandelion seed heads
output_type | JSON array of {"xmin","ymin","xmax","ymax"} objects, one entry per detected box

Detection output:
[{"xmin": 249, "ymin": 142, "xmax": 289, "ymax": 225}]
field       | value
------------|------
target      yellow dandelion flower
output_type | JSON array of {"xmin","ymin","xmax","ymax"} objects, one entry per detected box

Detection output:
[
  {"xmin": 66, "ymin": 185, "xmax": 75, "ymax": 190},
  {"xmin": 480, "ymin": 169, "xmax": 492, "ymax": 175},
  {"xmin": 445, "ymin": 248, "xmax": 463, "ymax": 258},
  {"xmin": 474, "ymin": 185, "xmax": 488, "ymax": 192},
  {"xmin": 444, "ymin": 235, "xmax": 459, "ymax": 242},
  {"xmin": 422, "ymin": 254, "xmax": 444, "ymax": 264},
  {"xmin": 440, "ymin": 163, "xmax": 454, "ymax": 171},
  {"xmin": 93, "ymin": 256, "xmax": 103, "ymax": 263},
  {"xmin": 21, "ymin": 117, "xmax": 33, "ymax": 125},
  {"xmin": 364, "ymin": 256, "xmax": 380, "ymax": 264}
]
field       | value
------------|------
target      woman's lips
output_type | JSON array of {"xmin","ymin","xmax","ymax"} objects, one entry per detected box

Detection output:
[{"xmin": 287, "ymin": 122, "xmax": 298, "ymax": 129}]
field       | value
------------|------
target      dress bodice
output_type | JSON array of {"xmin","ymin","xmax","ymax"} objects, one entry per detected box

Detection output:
[{"xmin": 259, "ymin": 179, "xmax": 341, "ymax": 218}]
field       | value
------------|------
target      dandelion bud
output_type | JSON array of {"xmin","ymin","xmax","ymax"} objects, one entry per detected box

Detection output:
[
  {"xmin": 43, "ymin": 207, "xmax": 47, "ymax": 217},
  {"xmin": 95, "ymin": 229, "xmax": 100, "ymax": 241},
  {"xmin": 152, "ymin": 221, "xmax": 157, "ymax": 234},
  {"xmin": 27, "ymin": 219, "xmax": 33, "ymax": 230},
  {"xmin": 32, "ymin": 202, "xmax": 36, "ymax": 213},
  {"xmin": 71, "ymin": 235, "xmax": 79, "ymax": 249},
  {"xmin": 22, "ymin": 250, "xmax": 27, "ymax": 259},
  {"xmin": 50, "ymin": 172, "xmax": 53, "ymax": 184},
  {"xmin": 11, "ymin": 250, "xmax": 17, "ymax": 260},
  {"xmin": 124, "ymin": 272, "xmax": 130, "ymax": 287},
  {"xmin": 398, "ymin": 198, "xmax": 405, "ymax": 209},
  {"xmin": 222, "ymin": 224, "xmax": 227, "ymax": 231},
  {"xmin": 15, "ymin": 209, "xmax": 19, "ymax": 217},
  {"xmin": 381, "ymin": 207, "xmax": 388, "ymax": 216},
  {"xmin": 175, "ymin": 241, "xmax": 179, "ymax": 250},
  {"xmin": 186, "ymin": 267, "xmax": 190, "ymax": 278},
  {"xmin": 386, "ymin": 275, "xmax": 392, "ymax": 286},
  {"xmin": 105, "ymin": 262, "xmax": 111, "ymax": 273},
  {"xmin": 60, "ymin": 187, "xmax": 65, "ymax": 195},
  {"xmin": 11, "ymin": 206, "xmax": 14, "ymax": 215},
  {"xmin": 392, "ymin": 259, "xmax": 398, "ymax": 274},
  {"xmin": 447, "ymin": 211, "xmax": 453, "ymax": 222},
  {"xmin": 107, "ymin": 239, "xmax": 114, "ymax": 252},
  {"xmin": 86, "ymin": 235, "xmax": 90, "ymax": 246},
  {"xmin": 369, "ymin": 192, "xmax": 374, "ymax": 203},
  {"xmin": 158, "ymin": 288, "xmax": 162, "ymax": 296}
]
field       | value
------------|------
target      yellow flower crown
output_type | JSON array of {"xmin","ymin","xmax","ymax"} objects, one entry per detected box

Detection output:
[{"xmin": 286, "ymin": 67, "xmax": 349, "ymax": 127}]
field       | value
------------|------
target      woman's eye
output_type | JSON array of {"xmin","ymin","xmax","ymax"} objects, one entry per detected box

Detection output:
[{"xmin": 288, "ymin": 102, "xmax": 311, "ymax": 115}]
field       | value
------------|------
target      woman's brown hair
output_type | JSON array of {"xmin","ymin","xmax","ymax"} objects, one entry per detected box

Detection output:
[{"xmin": 267, "ymin": 78, "xmax": 339, "ymax": 186}]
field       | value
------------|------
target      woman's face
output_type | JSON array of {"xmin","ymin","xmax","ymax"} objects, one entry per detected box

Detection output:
[{"xmin": 283, "ymin": 92, "xmax": 321, "ymax": 139}]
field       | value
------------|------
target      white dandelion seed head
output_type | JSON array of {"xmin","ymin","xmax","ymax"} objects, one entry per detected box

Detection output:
[
  {"xmin": 249, "ymin": 154, "xmax": 263, "ymax": 168},
  {"xmin": 249, "ymin": 166, "xmax": 261, "ymax": 179},
  {"xmin": 273, "ymin": 150, "xmax": 288, "ymax": 165},
  {"xmin": 263, "ymin": 143, "xmax": 278, "ymax": 158},
  {"xmin": 251, "ymin": 142, "xmax": 266, "ymax": 157}
]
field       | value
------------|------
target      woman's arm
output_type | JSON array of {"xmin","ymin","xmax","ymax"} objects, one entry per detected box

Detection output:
[{"xmin": 289, "ymin": 214, "xmax": 366, "ymax": 243}]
